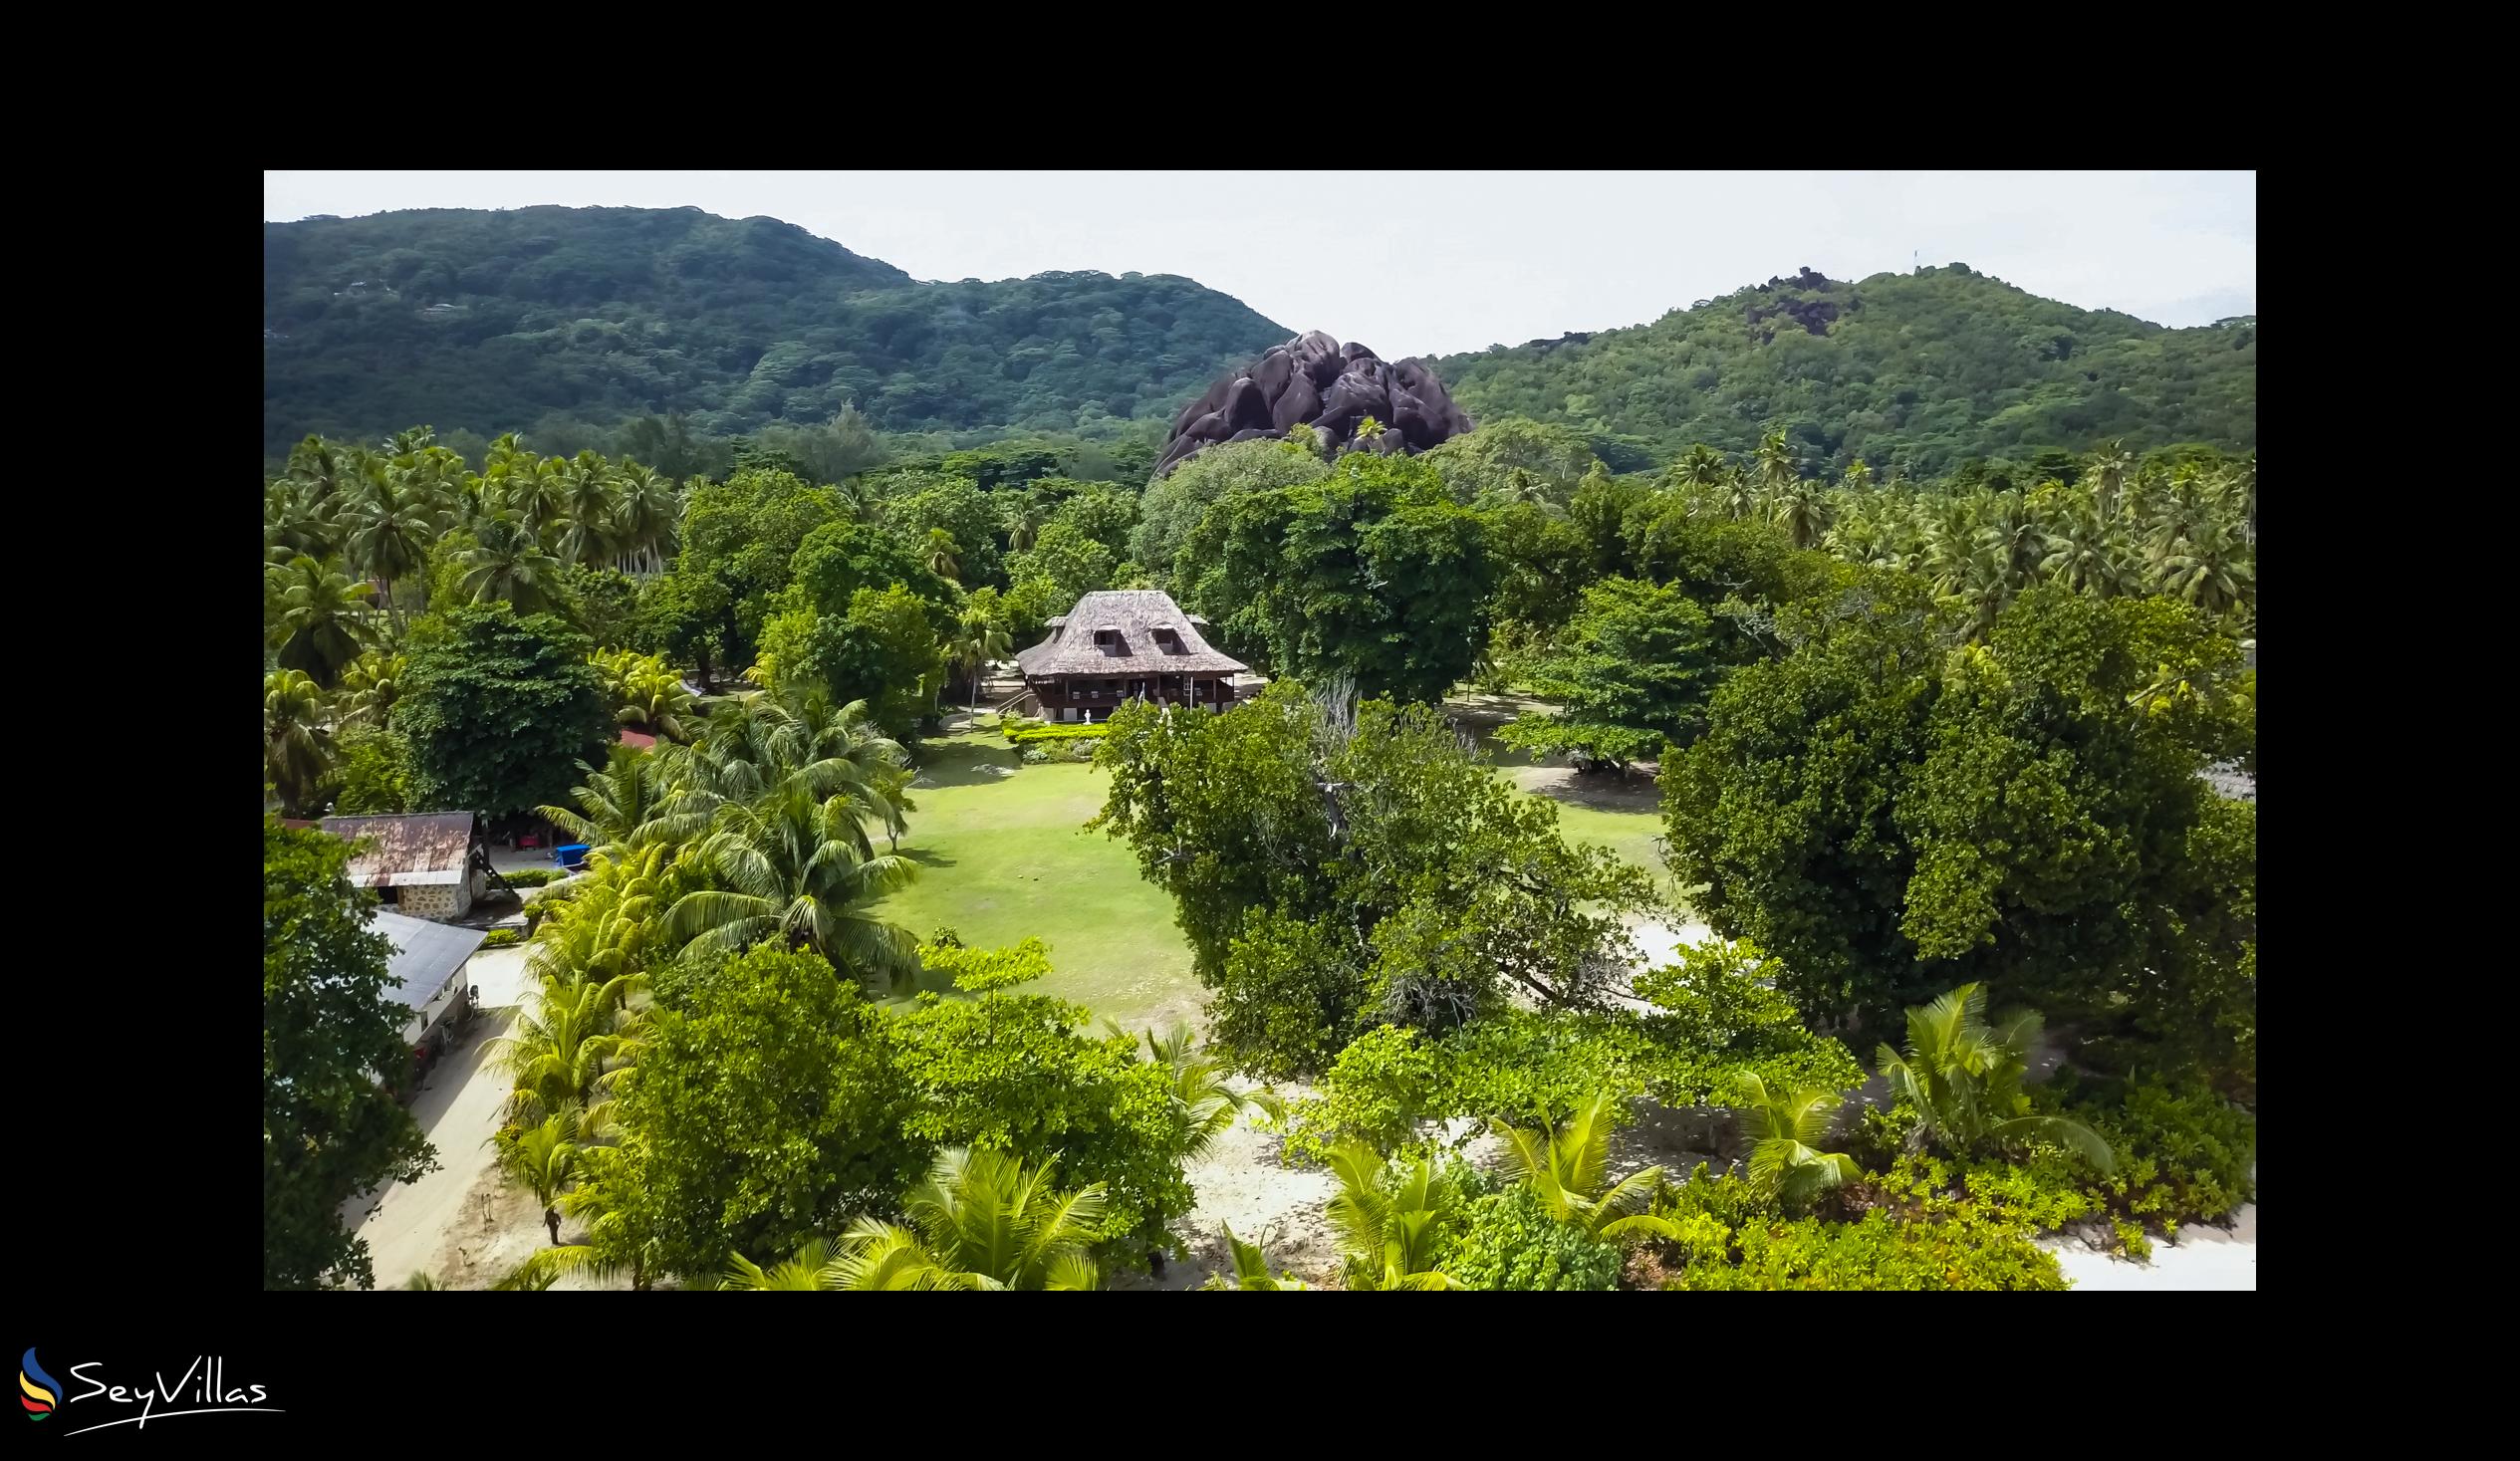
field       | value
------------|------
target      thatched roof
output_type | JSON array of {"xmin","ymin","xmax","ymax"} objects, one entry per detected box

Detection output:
[
  {"xmin": 1017, "ymin": 591, "xmax": 1246, "ymax": 677},
  {"xmin": 319, "ymin": 812, "xmax": 477, "ymax": 887}
]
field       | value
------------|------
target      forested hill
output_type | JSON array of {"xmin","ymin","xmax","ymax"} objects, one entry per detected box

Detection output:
[
  {"xmin": 262, "ymin": 206, "xmax": 1291, "ymax": 455},
  {"xmin": 1434, "ymin": 265, "xmax": 2256, "ymax": 478}
]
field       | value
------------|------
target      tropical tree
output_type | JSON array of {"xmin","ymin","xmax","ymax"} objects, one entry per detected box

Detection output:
[
  {"xmin": 539, "ymin": 743, "xmax": 690, "ymax": 855},
  {"xmin": 526, "ymin": 844, "xmax": 685, "ymax": 988},
  {"xmin": 1114, "ymin": 1022, "xmax": 1286, "ymax": 1161},
  {"xmin": 1875, "ymin": 983, "xmax": 2115, "ymax": 1171},
  {"xmin": 342, "ymin": 457, "xmax": 443, "ymax": 626},
  {"xmin": 591, "ymin": 648, "xmax": 697, "ymax": 743},
  {"xmin": 829, "ymin": 1146, "xmax": 1108, "ymax": 1291},
  {"xmin": 337, "ymin": 649, "xmax": 406, "ymax": 730},
  {"xmin": 1735, "ymin": 1073, "xmax": 1859, "ymax": 1209},
  {"xmin": 1324, "ymin": 1142, "xmax": 1463, "ymax": 1291},
  {"xmin": 551, "ymin": 451, "xmax": 620, "ymax": 568},
  {"xmin": 922, "ymin": 528, "xmax": 962, "ymax": 583},
  {"xmin": 489, "ymin": 974, "xmax": 645, "ymax": 1123},
  {"xmin": 1488, "ymin": 1093, "xmax": 1677, "ymax": 1242},
  {"xmin": 610, "ymin": 460, "xmax": 679, "ymax": 577},
  {"xmin": 663, "ymin": 774, "xmax": 921, "ymax": 992},
  {"xmin": 720, "ymin": 1238, "xmax": 846, "ymax": 1291},
  {"xmin": 264, "ymin": 669, "xmax": 335, "ymax": 815},
  {"xmin": 269, "ymin": 555, "xmax": 377, "ymax": 686},
  {"xmin": 1200, "ymin": 1225, "xmax": 1311, "ymax": 1290},
  {"xmin": 495, "ymin": 1108, "xmax": 586, "ymax": 1247},
  {"xmin": 456, "ymin": 513, "xmax": 569, "ymax": 612},
  {"xmin": 944, "ymin": 603, "xmax": 1014, "ymax": 711}
]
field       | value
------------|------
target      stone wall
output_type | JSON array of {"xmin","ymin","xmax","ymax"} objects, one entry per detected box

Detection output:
[{"xmin": 393, "ymin": 882, "xmax": 471, "ymax": 921}]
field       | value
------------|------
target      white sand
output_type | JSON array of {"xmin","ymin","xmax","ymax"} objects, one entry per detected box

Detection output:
[{"xmin": 2048, "ymin": 1203, "xmax": 2256, "ymax": 1291}]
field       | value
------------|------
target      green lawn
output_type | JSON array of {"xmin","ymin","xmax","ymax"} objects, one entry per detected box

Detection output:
[
  {"xmin": 872, "ymin": 726, "xmax": 1673, "ymax": 1032},
  {"xmin": 870, "ymin": 735, "xmax": 1204, "ymax": 1033}
]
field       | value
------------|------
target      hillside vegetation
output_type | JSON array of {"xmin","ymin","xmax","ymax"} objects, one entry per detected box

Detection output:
[
  {"xmin": 263, "ymin": 207, "xmax": 1290, "ymax": 454},
  {"xmin": 1435, "ymin": 265, "xmax": 2255, "ymax": 478}
]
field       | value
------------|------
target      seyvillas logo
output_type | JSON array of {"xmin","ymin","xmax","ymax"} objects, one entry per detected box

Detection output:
[
  {"xmin": 20, "ymin": 1348, "xmax": 60, "ymax": 1420},
  {"xmin": 21, "ymin": 1351, "xmax": 281, "ymax": 1436}
]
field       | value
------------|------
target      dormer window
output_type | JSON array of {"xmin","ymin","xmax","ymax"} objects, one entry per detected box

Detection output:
[
  {"xmin": 1094, "ymin": 625, "xmax": 1124, "ymax": 653},
  {"xmin": 1152, "ymin": 625, "xmax": 1185, "ymax": 654}
]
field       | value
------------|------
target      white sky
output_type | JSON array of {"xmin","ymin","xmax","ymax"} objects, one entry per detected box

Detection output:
[{"xmin": 264, "ymin": 170, "xmax": 2255, "ymax": 357}]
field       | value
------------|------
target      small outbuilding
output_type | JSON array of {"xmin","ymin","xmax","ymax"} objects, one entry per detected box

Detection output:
[
  {"xmin": 319, "ymin": 812, "xmax": 503, "ymax": 921},
  {"xmin": 376, "ymin": 909, "xmax": 487, "ymax": 1053}
]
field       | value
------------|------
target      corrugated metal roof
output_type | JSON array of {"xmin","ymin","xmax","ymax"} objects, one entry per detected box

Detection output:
[
  {"xmin": 374, "ymin": 909, "xmax": 486, "ymax": 1010},
  {"xmin": 320, "ymin": 813, "xmax": 475, "ymax": 887}
]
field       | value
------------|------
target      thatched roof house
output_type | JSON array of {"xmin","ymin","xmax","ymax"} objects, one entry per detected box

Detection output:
[{"xmin": 1016, "ymin": 590, "xmax": 1247, "ymax": 722}]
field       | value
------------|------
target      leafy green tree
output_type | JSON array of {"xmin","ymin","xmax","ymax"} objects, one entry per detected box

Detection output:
[
  {"xmin": 1133, "ymin": 435, "xmax": 1332, "ymax": 590},
  {"xmin": 1875, "ymin": 983, "xmax": 2114, "ymax": 1171},
  {"xmin": 831, "ymin": 1146, "xmax": 1108, "ymax": 1291},
  {"xmin": 886, "ymin": 475, "xmax": 1005, "ymax": 589},
  {"xmin": 264, "ymin": 818, "xmax": 437, "ymax": 1289},
  {"xmin": 330, "ymin": 725, "xmax": 415, "ymax": 815},
  {"xmin": 1445, "ymin": 1184, "xmax": 1623, "ymax": 1291},
  {"xmin": 1005, "ymin": 521, "xmax": 1116, "ymax": 606},
  {"xmin": 783, "ymin": 518, "xmax": 958, "ymax": 623},
  {"xmin": 672, "ymin": 468, "xmax": 851, "ymax": 666},
  {"xmin": 1420, "ymin": 416, "xmax": 1602, "ymax": 507},
  {"xmin": 606, "ymin": 945, "xmax": 918, "ymax": 1282},
  {"xmin": 393, "ymin": 605, "xmax": 612, "ymax": 819},
  {"xmin": 1180, "ymin": 453, "xmax": 1492, "ymax": 703},
  {"xmin": 268, "ymin": 555, "xmax": 377, "ymax": 687},
  {"xmin": 1498, "ymin": 577, "xmax": 1717, "ymax": 770},
  {"xmin": 1043, "ymin": 485, "xmax": 1139, "ymax": 560}
]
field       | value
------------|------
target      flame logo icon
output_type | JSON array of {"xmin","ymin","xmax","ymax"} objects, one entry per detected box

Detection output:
[{"xmin": 19, "ymin": 1348, "xmax": 60, "ymax": 1421}]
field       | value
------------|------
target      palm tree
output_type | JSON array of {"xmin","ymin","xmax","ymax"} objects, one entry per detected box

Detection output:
[
  {"xmin": 2040, "ymin": 498, "xmax": 2134, "ymax": 599},
  {"xmin": 285, "ymin": 433, "xmax": 355, "ymax": 505},
  {"xmin": 1770, "ymin": 477, "xmax": 1832, "ymax": 550},
  {"xmin": 1117, "ymin": 1022, "xmax": 1285, "ymax": 1161},
  {"xmin": 1670, "ymin": 442, "xmax": 1731, "ymax": 494},
  {"xmin": 592, "ymin": 648, "xmax": 698, "ymax": 743},
  {"xmin": 1488, "ymin": 1093, "xmax": 1677, "ymax": 1242},
  {"xmin": 1875, "ymin": 983, "xmax": 2115, "ymax": 1172},
  {"xmin": 456, "ymin": 513, "xmax": 568, "ymax": 612},
  {"xmin": 2084, "ymin": 440, "xmax": 2135, "ymax": 520},
  {"xmin": 552, "ymin": 451, "xmax": 620, "ymax": 568},
  {"xmin": 663, "ymin": 776, "xmax": 921, "ymax": 992},
  {"xmin": 527, "ymin": 844, "xmax": 683, "ymax": 987},
  {"xmin": 922, "ymin": 528, "xmax": 962, "ymax": 583},
  {"xmin": 337, "ymin": 649, "xmax": 406, "ymax": 729},
  {"xmin": 830, "ymin": 1146, "xmax": 1107, "ymax": 1291},
  {"xmin": 1735, "ymin": 1074, "xmax": 1859, "ymax": 1209},
  {"xmin": 2152, "ymin": 516, "xmax": 2254, "ymax": 618},
  {"xmin": 489, "ymin": 975, "xmax": 644, "ymax": 1123},
  {"xmin": 264, "ymin": 669, "xmax": 335, "ymax": 815},
  {"xmin": 1754, "ymin": 427, "xmax": 1799, "ymax": 495},
  {"xmin": 266, "ymin": 478, "xmax": 342, "ymax": 565},
  {"xmin": 611, "ymin": 460, "xmax": 679, "ymax": 576},
  {"xmin": 721, "ymin": 1238, "xmax": 847, "ymax": 1290},
  {"xmin": 945, "ymin": 605, "xmax": 1014, "ymax": 712},
  {"xmin": 495, "ymin": 1108, "xmax": 586, "ymax": 1247},
  {"xmin": 867, "ymin": 764, "xmax": 915, "ymax": 853},
  {"xmin": 268, "ymin": 555, "xmax": 376, "ymax": 686},
  {"xmin": 1324, "ymin": 1142, "xmax": 1462, "ymax": 1291},
  {"xmin": 1200, "ymin": 1225, "xmax": 1310, "ymax": 1290},
  {"xmin": 342, "ymin": 456, "xmax": 443, "ymax": 628},
  {"xmin": 1002, "ymin": 498, "xmax": 1046, "ymax": 554},
  {"xmin": 540, "ymin": 743, "xmax": 690, "ymax": 856}
]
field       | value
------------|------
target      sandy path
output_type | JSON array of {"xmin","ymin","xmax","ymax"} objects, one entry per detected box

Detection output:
[
  {"xmin": 350, "ymin": 1006, "xmax": 515, "ymax": 1288},
  {"xmin": 2048, "ymin": 1204, "xmax": 2256, "ymax": 1290}
]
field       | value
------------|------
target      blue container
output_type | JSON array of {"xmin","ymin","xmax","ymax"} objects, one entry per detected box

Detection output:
[{"xmin": 555, "ymin": 844, "xmax": 591, "ymax": 870}]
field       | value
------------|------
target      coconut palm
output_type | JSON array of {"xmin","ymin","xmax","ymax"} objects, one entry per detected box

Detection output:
[
  {"xmin": 2040, "ymin": 498, "xmax": 2135, "ymax": 599},
  {"xmin": 264, "ymin": 669, "xmax": 335, "ymax": 815},
  {"xmin": 663, "ymin": 775, "xmax": 921, "ymax": 992},
  {"xmin": 866, "ymin": 764, "xmax": 915, "ymax": 853},
  {"xmin": 540, "ymin": 743, "xmax": 692, "ymax": 856},
  {"xmin": 1670, "ymin": 442, "xmax": 1731, "ymax": 494},
  {"xmin": 1002, "ymin": 498, "xmax": 1046, "ymax": 554},
  {"xmin": 1753, "ymin": 426, "xmax": 1798, "ymax": 494},
  {"xmin": 495, "ymin": 1108, "xmax": 586, "ymax": 1247},
  {"xmin": 1736, "ymin": 1073, "xmax": 1860, "ymax": 1209},
  {"xmin": 1324, "ymin": 1142, "xmax": 1462, "ymax": 1291},
  {"xmin": 2152, "ymin": 516, "xmax": 2254, "ymax": 618},
  {"xmin": 527, "ymin": 844, "xmax": 684, "ymax": 988},
  {"xmin": 266, "ymin": 478, "xmax": 342, "ymax": 565},
  {"xmin": 945, "ymin": 605, "xmax": 1014, "ymax": 711},
  {"xmin": 830, "ymin": 1146, "xmax": 1108, "ymax": 1291},
  {"xmin": 1875, "ymin": 983, "xmax": 2115, "ymax": 1172},
  {"xmin": 342, "ymin": 455, "xmax": 444, "ymax": 628},
  {"xmin": 489, "ymin": 974, "xmax": 645, "ymax": 1123},
  {"xmin": 720, "ymin": 1238, "xmax": 847, "ymax": 1291},
  {"xmin": 1115, "ymin": 1022, "xmax": 1285, "ymax": 1161},
  {"xmin": 552, "ymin": 451, "xmax": 620, "ymax": 568},
  {"xmin": 1488, "ymin": 1092, "xmax": 1677, "ymax": 1243},
  {"xmin": 611, "ymin": 460, "xmax": 679, "ymax": 576},
  {"xmin": 455, "ymin": 512, "xmax": 569, "ymax": 612},
  {"xmin": 592, "ymin": 648, "xmax": 698, "ymax": 743},
  {"xmin": 922, "ymin": 528, "xmax": 962, "ymax": 583},
  {"xmin": 1201, "ymin": 1225, "xmax": 1311, "ymax": 1290},
  {"xmin": 1769, "ymin": 477, "xmax": 1833, "ymax": 550},
  {"xmin": 268, "ymin": 555, "xmax": 377, "ymax": 686},
  {"xmin": 2084, "ymin": 440, "xmax": 2135, "ymax": 519},
  {"xmin": 337, "ymin": 649, "xmax": 406, "ymax": 729},
  {"xmin": 285, "ymin": 433, "xmax": 356, "ymax": 504}
]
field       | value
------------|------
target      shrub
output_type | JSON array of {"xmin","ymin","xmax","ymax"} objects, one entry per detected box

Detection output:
[
  {"xmin": 1665, "ymin": 1208, "xmax": 2069, "ymax": 1291},
  {"xmin": 502, "ymin": 867, "xmax": 567, "ymax": 888},
  {"xmin": 1005, "ymin": 721, "xmax": 1112, "ymax": 747},
  {"xmin": 1446, "ymin": 1184, "xmax": 1623, "ymax": 1291},
  {"xmin": 480, "ymin": 927, "xmax": 524, "ymax": 949},
  {"xmin": 1019, "ymin": 748, "xmax": 1050, "ymax": 765}
]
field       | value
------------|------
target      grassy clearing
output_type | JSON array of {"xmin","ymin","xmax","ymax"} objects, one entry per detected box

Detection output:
[{"xmin": 873, "ymin": 723, "xmax": 1676, "ymax": 1032}]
